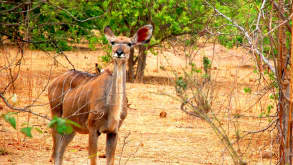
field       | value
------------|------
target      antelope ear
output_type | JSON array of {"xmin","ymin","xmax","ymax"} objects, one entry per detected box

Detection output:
[
  {"xmin": 104, "ymin": 26, "xmax": 116, "ymax": 42},
  {"xmin": 131, "ymin": 25, "xmax": 153, "ymax": 45}
]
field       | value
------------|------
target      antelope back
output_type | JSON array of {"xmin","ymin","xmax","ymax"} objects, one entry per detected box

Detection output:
[{"xmin": 48, "ymin": 70, "xmax": 96, "ymax": 112}]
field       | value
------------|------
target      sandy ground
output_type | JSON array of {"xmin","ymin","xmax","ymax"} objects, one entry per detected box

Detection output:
[{"xmin": 0, "ymin": 43, "xmax": 277, "ymax": 165}]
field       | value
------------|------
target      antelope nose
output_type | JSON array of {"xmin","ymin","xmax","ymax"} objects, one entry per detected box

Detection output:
[{"xmin": 116, "ymin": 49, "xmax": 124, "ymax": 57}]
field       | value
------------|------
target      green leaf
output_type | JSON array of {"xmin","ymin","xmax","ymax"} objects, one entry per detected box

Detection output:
[
  {"xmin": 21, "ymin": 127, "xmax": 33, "ymax": 138},
  {"xmin": 48, "ymin": 116, "xmax": 58, "ymax": 128},
  {"xmin": 66, "ymin": 119, "xmax": 81, "ymax": 128},
  {"xmin": 2, "ymin": 113, "xmax": 17, "ymax": 129}
]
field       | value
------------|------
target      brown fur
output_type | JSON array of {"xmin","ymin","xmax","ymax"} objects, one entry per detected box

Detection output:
[
  {"xmin": 48, "ymin": 25, "xmax": 152, "ymax": 165},
  {"xmin": 48, "ymin": 69, "xmax": 127, "ymax": 165}
]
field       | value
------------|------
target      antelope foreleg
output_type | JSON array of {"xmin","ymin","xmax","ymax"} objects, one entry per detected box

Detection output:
[
  {"xmin": 88, "ymin": 130, "xmax": 100, "ymax": 165},
  {"xmin": 50, "ymin": 129, "xmax": 57, "ymax": 162},
  {"xmin": 106, "ymin": 133, "xmax": 118, "ymax": 165},
  {"xmin": 54, "ymin": 132, "xmax": 75, "ymax": 165}
]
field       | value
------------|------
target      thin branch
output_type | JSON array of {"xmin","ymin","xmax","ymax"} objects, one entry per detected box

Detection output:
[
  {"xmin": 204, "ymin": 1, "xmax": 276, "ymax": 75},
  {"xmin": 1, "ymin": 48, "xmax": 23, "ymax": 93},
  {"xmin": 0, "ymin": 1, "xmax": 29, "ymax": 13},
  {"xmin": 119, "ymin": 132, "xmax": 131, "ymax": 165},
  {"xmin": 50, "ymin": 41, "xmax": 75, "ymax": 69},
  {"xmin": 255, "ymin": 0, "xmax": 267, "ymax": 32},
  {"xmin": 0, "ymin": 31, "xmax": 46, "ymax": 44},
  {"xmin": 25, "ymin": 65, "xmax": 53, "ymax": 109},
  {"xmin": 242, "ymin": 119, "xmax": 277, "ymax": 136},
  {"xmin": 147, "ymin": 32, "xmax": 194, "ymax": 49},
  {"xmin": 0, "ymin": 93, "xmax": 50, "ymax": 120},
  {"xmin": 265, "ymin": 12, "xmax": 293, "ymax": 36},
  {"xmin": 272, "ymin": 1, "xmax": 292, "ymax": 33}
]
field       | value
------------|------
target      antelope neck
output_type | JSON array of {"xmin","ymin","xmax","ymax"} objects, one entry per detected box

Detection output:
[{"xmin": 109, "ymin": 60, "xmax": 126, "ymax": 121}]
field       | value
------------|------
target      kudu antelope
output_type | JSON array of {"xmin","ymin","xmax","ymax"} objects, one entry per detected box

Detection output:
[{"xmin": 48, "ymin": 25, "xmax": 153, "ymax": 165}]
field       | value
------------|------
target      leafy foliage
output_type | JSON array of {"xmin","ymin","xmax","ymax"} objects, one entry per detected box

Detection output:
[
  {"xmin": 211, "ymin": 1, "xmax": 261, "ymax": 48},
  {"xmin": 48, "ymin": 116, "xmax": 80, "ymax": 135},
  {"xmin": 0, "ymin": 0, "xmax": 105, "ymax": 50},
  {"xmin": 1, "ymin": 112, "xmax": 44, "ymax": 138}
]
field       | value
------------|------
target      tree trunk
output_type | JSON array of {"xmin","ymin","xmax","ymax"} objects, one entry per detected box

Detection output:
[
  {"xmin": 278, "ymin": 0, "xmax": 291, "ymax": 164},
  {"xmin": 281, "ymin": 2, "xmax": 293, "ymax": 163},
  {"xmin": 279, "ymin": 91, "xmax": 289, "ymax": 164},
  {"xmin": 135, "ymin": 45, "xmax": 147, "ymax": 83},
  {"xmin": 127, "ymin": 47, "xmax": 135, "ymax": 82},
  {"xmin": 287, "ymin": 5, "xmax": 293, "ymax": 162}
]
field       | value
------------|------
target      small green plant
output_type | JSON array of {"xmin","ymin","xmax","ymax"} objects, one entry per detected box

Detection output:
[
  {"xmin": 258, "ymin": 105, "xmax": 273, "ymax": 121},
  {"xmin": 266, "ymin": 105, "xmax": 273, "ymax": 117},
  {"xmin": 191, "ymin": 63, "xmax": 202, "ymax": 73},
  {"xmin": 203, "ymin": 56, "xmax": 211, "ymax": 71},
  {"xmin": 243, "ymin": 87, "xmax": 252, "ymax": 94},
  {"xmin": 269, "ymin": 93, "xmax": 279, "ymax": 100},
  {"xmin": 203, "ymin": 56, "xmax": 211, "ymax": 81},
  {"xmin": 101, "ymin": 54, "xmax": 112, "ymax": 63},
  {"xmin": 175, "ymin": 76, "xmax": 187, "ymax": 94}
]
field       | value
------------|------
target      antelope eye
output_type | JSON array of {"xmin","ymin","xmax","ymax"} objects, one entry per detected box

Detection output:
[
  {"xmin": 127, "ymin": 43, "xmax": 132, "ymax": 47},
  {"xmin": 110, "ymin": 41, "xmax": 115, "ymax": 45}
]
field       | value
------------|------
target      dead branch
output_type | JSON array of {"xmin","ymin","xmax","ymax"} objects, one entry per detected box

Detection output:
[
  {"xmin": 119, "ymin": 132, "xmax": 131, "ymax": 165},
  {"xmin": 242, "ymin": 119, "xmax": 277, "ymax": 138},
  {"xmin": 0, "ymin": 93, "xmax": 50, "ymax": 120}
]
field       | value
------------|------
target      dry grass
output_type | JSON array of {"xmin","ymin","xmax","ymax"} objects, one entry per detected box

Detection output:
[{"xmin": 0, "ymin": 44, "xmax": 277, "ymax": 165}]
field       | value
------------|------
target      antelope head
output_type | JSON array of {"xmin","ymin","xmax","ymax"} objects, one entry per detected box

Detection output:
[{"xmin": 104, "ymin": 25, "xmax": 153, "ymax": 63}]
